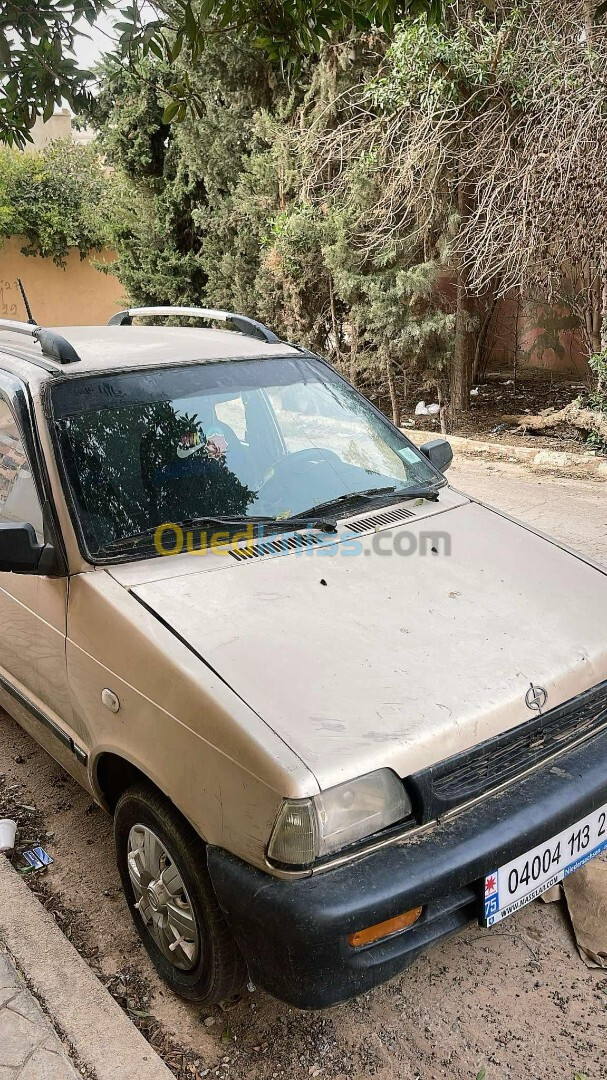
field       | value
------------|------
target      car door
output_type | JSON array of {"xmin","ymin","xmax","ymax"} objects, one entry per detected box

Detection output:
[{"xmin": 0, "ymin": 373, "xmax": 87, "ymax": 781}]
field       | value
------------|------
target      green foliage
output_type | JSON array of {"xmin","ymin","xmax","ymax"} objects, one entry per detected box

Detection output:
[
  {"xmin": 0, "ymin": 1, "xmax": 111, "ymax": 147},
  {"xmin": 93, "ymin": 29, "xmax": 454, "ymax": 418},
  {"xmin": 0, "ymin": 0, "xmax": 445, "ymax": 149},
  {"xmin": 588, "ymin": 349, "xmax": 607, "ymax": 403},
  {"xmin": 97, "ymin": 39, "xmax": 278, "ymax": 308},
  {"xmin": 0, "ymin": 141, "xmax": 111, "ymax": 264},
  {"xmin": 117, "ymin": 1, "xmax": 445, "ymax": 88},
  {"xmin": 58, "ymin": 401, "xmax": 255, "ymax": 550}
]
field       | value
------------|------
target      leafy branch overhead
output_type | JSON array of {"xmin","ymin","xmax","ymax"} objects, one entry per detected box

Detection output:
[
  {"xmin": 114, "ymin": 1, "xmax": 448, "ymax": 123},
  {"xmin": 3, "ymin": 0, "xmax": 607, "ymax": 144},
  {"xmin": 0, "ymin": 1, "xmax": 446, "ymax": 143},
  {"xmin": 0, "ymin": 1, "xmax": 109, "ymax": 147}
]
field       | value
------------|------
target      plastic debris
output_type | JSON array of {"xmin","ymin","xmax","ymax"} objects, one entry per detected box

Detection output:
[
  {"xmin": 426, "ymin": 403, "xmax": 441, "ymax": 415},
  {"xmin": 22, "ymin": 846, "xmax": 53, "ymax": 870},
  {"xmin": 415, "ymin": 401, "xmax": 429, "ymax": 415},
  {"xmin": 470, "ymin": 387, "xmax": 480, "ymax": 396},
  {"xmin": 0, "ymin": 819, "xmax": 17, "ymax": 854}
]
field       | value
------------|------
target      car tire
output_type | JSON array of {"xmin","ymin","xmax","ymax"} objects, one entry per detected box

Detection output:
[{"xmin": 114, "ymin": 782, "xmax": 246, "ymax": 1004}]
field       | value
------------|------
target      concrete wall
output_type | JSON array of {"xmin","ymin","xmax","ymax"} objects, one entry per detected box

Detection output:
[
  {"xmin": 488, "ymin": 294, "xmax": 591, "ymax": 379},
  {"xmin": 0, "ymin": 236, "xmax": 125, "ymax": 326},
  {"xmin": 28, "ymin": 111, "xmax": 73, "ymax": 148},
  {"xmin": 27, "ymin": 110, "xmax": 96, "ymax": 150}
]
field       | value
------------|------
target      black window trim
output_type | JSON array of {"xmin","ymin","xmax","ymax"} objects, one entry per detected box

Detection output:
[{"xmin": 0, "ymin": 369, "xmax": 68, "ymax": 576}]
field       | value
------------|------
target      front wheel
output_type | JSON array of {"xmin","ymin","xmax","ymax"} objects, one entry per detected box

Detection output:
[{"xmin": 114, "ymin": 783, "xmax": 246, "ymax": 1003}]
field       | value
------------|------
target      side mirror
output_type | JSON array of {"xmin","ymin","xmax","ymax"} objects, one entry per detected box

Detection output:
[
  {"xmin": 420, "ymin": 438, "xmax": 453, "ymax": 474},
  {"xmin": 0, "ymin": 522, "xmax": 45, "ymax": 573}
]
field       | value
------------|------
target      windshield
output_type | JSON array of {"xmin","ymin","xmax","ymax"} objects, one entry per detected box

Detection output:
[{"xmin": 50, "ymin": 355, "xmax": 440, "ymax": 559}]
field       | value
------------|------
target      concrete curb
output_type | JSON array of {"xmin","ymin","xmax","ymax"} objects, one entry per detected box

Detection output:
[
  {"xmin": 0, "ymin": 855, "xmax": 173, "ymax": 1080},
  {"xmin": 405, "ymin": 428, "xmax": 607, "ymax": 481}
]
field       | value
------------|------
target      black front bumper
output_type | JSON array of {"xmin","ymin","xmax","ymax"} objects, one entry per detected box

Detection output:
[{"xmin": 207, "ymin": 729, "xmax": 607, "ymax": 1009}]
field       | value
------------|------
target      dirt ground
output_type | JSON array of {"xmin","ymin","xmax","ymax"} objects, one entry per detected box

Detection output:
[
  {"xmin": 1, "ymin": 458, "xmax": 606, "ymax": 1080},
  {"xmin": 404, "ymin": 372, "xmax": 597, "ymax": 454}
]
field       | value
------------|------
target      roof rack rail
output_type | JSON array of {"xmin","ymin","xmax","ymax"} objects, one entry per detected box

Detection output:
[
  {"xmin": 0, "ymin": 319, "xmax": 81, "ymax": 364},
  {"xmin": 108, "ymin": 306, "xmax": 282, "ymax": 344}
]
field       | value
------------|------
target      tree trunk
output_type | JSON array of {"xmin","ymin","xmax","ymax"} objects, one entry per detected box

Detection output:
[
  {"xmin": 451, "ymin": 180, "xmax": 476, "ymax": 415},
  {"xmin": 328, "ymin": 274, "xmax": 340, "ymax": 360},
  {"xmin": 591, "ymin": 294, "xmax": 601, "ymax": 357},
  {"xmin": 349, "ymin": 321, "xmax": 359, "ymax": 387},
  {"xmin": 600, "ymin": 273, "xmax": 607, "ymax": 393},
  {"xmin": 584, "ymin": 267, "xmax": 602, "ymax": 357},
  {"xmin": 472, "ymin": 287, "xmax": 498, "ymax": 383},
  {"xmin": 451, "ymin": 280, "xmax": 476, "ymax": 414},
  {"xmin": 437, "ymin": 383, "xmax": 448, "ymax": 435},
  {"xmin": 513, "ymin": 290, "xmax": 520, "ymax": 391},
  {"xmin": 520, "ymin": 401, "xmax": 607, "ymax": 443},
  {"xmin": 385, "ymin": 355, "xmax": 399, "ymax": 426}
]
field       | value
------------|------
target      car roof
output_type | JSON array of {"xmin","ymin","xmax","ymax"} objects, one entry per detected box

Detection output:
[{"xmin": 0, "ymin": 325, "xmax": 301, "ymax": 379}]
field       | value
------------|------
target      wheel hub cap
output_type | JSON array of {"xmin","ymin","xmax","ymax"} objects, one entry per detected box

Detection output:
[
  {"xmin": 126, "ymin": 824, "xmax": 199, "ymax": 971},
  {"xmin": 147, "ymin": 879, "xmax": 168, "ymax": 913}
]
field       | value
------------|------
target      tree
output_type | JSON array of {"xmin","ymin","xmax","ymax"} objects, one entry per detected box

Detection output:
[
  {"xmin": 305, "ymin": 1, "xmax": 607, "ymax": 417},
  {"xmin": 0, "ymin": 1, "xmax": 443, "ymax": 148},
  {"xmin": 94, "ymin": 39, "xmax": 281, "ymax": 308},
  {"xmin": 94, "ymin": 30, "xmax": 454, "ymax": 426},
  {"xmin": 0, "ymin": 1, "xmax": 110, "ymax": 147},
  {"xmin": 115, "ymin": 1, "xmax": 445, "ymax": 78}
]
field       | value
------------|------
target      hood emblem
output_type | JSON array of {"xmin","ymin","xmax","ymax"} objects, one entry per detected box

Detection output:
[{"xmin": 525, "ymin": 683, "xmax": 548, "ymax": 714}]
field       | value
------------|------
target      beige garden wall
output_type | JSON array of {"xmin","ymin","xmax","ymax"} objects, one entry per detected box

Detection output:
[{"xmin": 0, "ymin": 236, "xmax": 125, "ymax": 326}]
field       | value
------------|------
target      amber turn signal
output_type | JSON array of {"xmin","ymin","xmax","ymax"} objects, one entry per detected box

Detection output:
[{"xmin": 348, "ymin": 906, "xmax": 423, "ymax": 948}]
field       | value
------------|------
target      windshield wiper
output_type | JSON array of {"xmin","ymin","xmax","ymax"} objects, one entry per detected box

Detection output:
[
  {"xmin": 177, "ymin": 514, "xmax": 339, "ymax": 534},
  {"xmin": 296, "ymin": 486, "xmax": 439, "ymax": 520},
  {"xmin": 100, "ymin": 513, "xmax": 338, "ymax": 553}
]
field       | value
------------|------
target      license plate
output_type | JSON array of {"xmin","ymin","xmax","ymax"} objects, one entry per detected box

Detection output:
[{"xmin": 481, "ymin": 800, "xmax": 607, "ymax": 926}]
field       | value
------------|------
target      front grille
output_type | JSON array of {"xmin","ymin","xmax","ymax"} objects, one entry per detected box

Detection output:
[{"xmin": 409, "ymin": 679, "xmax": 607, "ymax": 822}]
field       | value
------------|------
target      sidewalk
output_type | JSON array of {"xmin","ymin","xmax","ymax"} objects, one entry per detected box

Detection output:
[
  {"xmin": 0, "ymin": 855, "xmax": 173, "ymax": 1080},
  {"xmin": 0, "ymin": 946, "xmax": 79, "ymax": 1080},
  {"xmin": 405, "ymin": 427, "xmax": 607, "ymax": 480}
]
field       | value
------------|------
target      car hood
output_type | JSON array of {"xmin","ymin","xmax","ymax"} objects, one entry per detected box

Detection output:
[{"xmin": 115, "ymin": 496, "xmax": 607, "ymax": 790}]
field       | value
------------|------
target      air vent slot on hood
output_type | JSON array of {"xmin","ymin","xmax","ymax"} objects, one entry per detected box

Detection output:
[
  {"xmin": 346, "ymin": 505, "xmax": 415, "ymax": 533},
  {"xmin": 229, "ymin": 531, "xmax": 323, "ymax": 562}
]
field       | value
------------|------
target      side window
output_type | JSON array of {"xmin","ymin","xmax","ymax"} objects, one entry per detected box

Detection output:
[{"xmin": 0, "ymin": 399, "xmax": 44, "ymax": 543}]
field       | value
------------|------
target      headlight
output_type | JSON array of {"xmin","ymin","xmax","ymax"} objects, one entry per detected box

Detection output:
[{"xmin": 267, "ymin": 769, "xmax": 412, "ymax": 868}]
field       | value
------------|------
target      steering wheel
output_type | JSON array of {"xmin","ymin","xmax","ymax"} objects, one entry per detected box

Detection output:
[{"xmin": 256, "ymin": 448, "xmax": 344, "ymax": 513}]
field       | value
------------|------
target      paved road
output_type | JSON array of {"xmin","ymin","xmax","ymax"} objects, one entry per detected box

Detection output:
[
  {"xmin": 449, "ymin": 457, "xmax": 607, "ymax": 563},
  {"xmin": 0, "ymin": 947, "xmax": 79, "ymax": 1079}
]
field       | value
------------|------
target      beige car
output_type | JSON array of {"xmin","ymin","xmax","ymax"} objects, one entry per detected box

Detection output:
[{"xmin": 0, "ymin": 307, "xmax": 606, "ymax": 1009}]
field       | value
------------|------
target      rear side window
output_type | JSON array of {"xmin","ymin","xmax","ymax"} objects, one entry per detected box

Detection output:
[{"xmin": 0, "ymin": 399, "xmax": 44, "ymax": 543}]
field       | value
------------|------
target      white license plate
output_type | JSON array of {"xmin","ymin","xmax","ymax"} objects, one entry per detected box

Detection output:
[{"xmin": 482, "ymin": 800, "xmax": 607, "ymax": 926}]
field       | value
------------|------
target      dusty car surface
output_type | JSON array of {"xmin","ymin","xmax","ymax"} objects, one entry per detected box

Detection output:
[{"xmin": 0, "ymin": 307, "xmax": 605, "ymax": 1009}]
